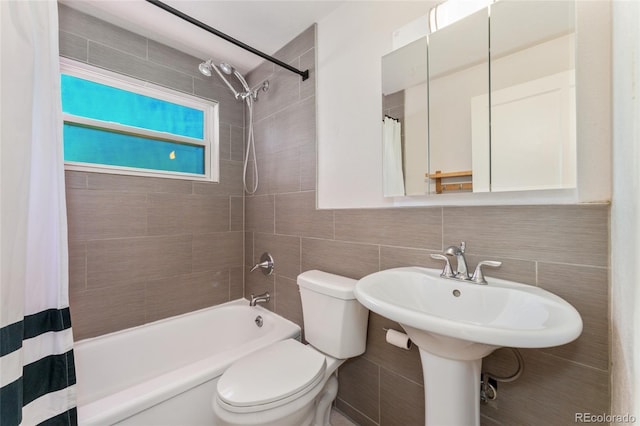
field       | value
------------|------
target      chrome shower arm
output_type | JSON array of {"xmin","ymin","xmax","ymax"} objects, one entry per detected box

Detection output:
[{"xmin": 211, "ymin": 64, "xmax": 241, "ymax": 99}]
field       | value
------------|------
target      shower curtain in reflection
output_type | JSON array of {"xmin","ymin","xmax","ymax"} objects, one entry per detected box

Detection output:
[
  {"xmin": 1, "ymin": 1, "xmax": 77, "ymax": 424},
  {"xmin": 382, "ymin": 116, "xmax": 405, "ymax": 196}
]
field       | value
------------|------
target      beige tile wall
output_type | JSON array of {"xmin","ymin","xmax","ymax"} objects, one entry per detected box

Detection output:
[
  {"xmin": 65, "ymin": 171, "xmax": 245, "ymax": 340},
  {"xmin": 59, "ymin": 5, "xmax": 245, "ymax": 340},
  {"xmin": 246, "ymin": 25, "xmax": 611, "ymax": 426}
]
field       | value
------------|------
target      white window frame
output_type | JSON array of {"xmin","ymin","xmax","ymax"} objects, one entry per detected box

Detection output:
[{"xmin": 60, "ymin": 58, "xmax": 219, "ymax": 182}]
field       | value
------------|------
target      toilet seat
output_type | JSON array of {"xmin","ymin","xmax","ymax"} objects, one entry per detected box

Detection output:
[{"xmin": 216, "ymin": 339, "xmax": 327, "ymax": 414}]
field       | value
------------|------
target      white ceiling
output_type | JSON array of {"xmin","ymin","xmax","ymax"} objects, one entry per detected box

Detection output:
[{"xmin": 60, "ymin": 0, "xmax": 345, "ymax": 73}]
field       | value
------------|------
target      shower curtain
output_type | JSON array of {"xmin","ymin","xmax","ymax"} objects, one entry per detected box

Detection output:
[
  {"xmin": 1, "ymin": 1, "xmax": 77, "ymax": 425},
  {"xmin": 382, "ymin": 116, "xmax": 406, "ymax": 196}
]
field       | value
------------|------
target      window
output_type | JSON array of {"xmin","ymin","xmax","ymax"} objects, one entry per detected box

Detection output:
[{"xmin": 60, "ymin": 59, "xmax": 219, "ymax": 181}]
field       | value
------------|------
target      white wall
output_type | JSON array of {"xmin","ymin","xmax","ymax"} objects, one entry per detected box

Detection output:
[{"xmin": 611, "ymin": 0, "xmax": 639, "ymax": 419}]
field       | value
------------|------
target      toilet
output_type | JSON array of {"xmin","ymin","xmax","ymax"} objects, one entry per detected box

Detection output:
[{"xmin": 212, "ymin": 270, "xmax": 369, "ymax": 426}]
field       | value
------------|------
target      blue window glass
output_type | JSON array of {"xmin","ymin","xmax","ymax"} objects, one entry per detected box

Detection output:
[
  {"xmin": 64, "ymin": 124, "xmax": 204, "ymax": 175},
  {"xmin": 61, "ymin": 74, "xmax": 204, "ymax": 139}
]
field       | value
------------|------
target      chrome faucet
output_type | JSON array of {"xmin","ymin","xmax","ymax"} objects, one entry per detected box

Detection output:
[
  {"xmin": 249, "ymin": 292, "xmax": 270, "ymax": 307},
  {"xmin": 431, "ymin": 242, "xmax": 502, "ymax": 285},
  {"xmin": 444, "ymin": 242, "xmax": 469, "ymax": 279}
]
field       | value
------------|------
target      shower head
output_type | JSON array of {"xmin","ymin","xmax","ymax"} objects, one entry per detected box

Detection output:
[
  {"xmin": 198, "ymin": 60, "xmax": 213, "ymax": 77},
  {"xmin": 232, "ymin": 69, "xmax": 251, "ymax": 93},
  {"xmin": 198, "ymin": 59, "xmax": 259, "ymax": 101},
  {"xmin": 219, "ymin": 61, "xmax": 250, "ymax": 93},
  {"xmin": 219, "ymin": 63, "xmax": 235, "ymax": 75},
  {"xmin": 218, "ymin": 62, "xmax": 250, "ymax": 92},
  {"xmin": 199, "ymin": 58, "xmax": 240, "ymax": 98}
]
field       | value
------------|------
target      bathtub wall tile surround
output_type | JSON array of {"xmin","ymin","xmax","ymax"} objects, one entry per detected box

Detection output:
[
  {"xmin": 59, "ymin": 5, "xmax": 245, "ymax": 340},
  {"xmin": 245, "ymin": 25, "xmax": 611, "ymax": 426},
  {"xmin": 59, "ymin": 7, "xmax": 612, "ymax": 426}
]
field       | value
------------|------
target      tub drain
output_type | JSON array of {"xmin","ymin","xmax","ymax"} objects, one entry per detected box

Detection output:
[{"xmin": 255, "ymin": 315, "xmax": 263, "ymax": 327}]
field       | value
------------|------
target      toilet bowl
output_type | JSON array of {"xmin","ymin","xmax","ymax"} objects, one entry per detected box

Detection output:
[
  {"xmin": 212, "ymin": 270, "xmax": 369, "ymax": 426},
  {"xmin": 212, "ymin": 339, "xmax": 342, "ymax": 426}
]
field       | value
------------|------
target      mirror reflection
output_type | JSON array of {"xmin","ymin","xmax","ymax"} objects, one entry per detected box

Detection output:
[
  {"xmin": 380, "ymin": 0, "xmax": 577, "ymax": 198},
  {"xmin": 487, "ymin": 0, "xmax": 576, "ymax": 192},
  {"xmin": 429, "ymin": 7, "xmax": 488, "ymax": 194},
  {"xmin": 381, "ymin": 37, "xmax": 428, "ymax": 197}
]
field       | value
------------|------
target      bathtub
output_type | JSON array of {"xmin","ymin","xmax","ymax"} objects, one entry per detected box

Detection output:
[{"xmin": 74, "ymin": 299, "xmax": 301, "ymax": 425}]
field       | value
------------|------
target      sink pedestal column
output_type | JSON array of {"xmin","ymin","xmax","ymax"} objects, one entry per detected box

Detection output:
[
  {"xmin": 419, "ymin": 349, "xmax": 481, "ymax": 426},
  {"xmin": 402, "ymin": 325, "xmax": 497, "ymax": 426}
]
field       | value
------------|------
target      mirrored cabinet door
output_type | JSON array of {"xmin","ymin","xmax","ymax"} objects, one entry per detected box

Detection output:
[
  {"xmin": 487, "ymin": 0, "xmax": 576, "ymax": 192},
  {"xmin": 381, "ymin": 36, "xmax": 429, "ymax": 197},
  {"xmin": 379, "ymin": 0, "xmax": 577, "ymax": 199},
  {"xmin": 428, "ymin": 8, "xmax": 489, "ymax": 195}
]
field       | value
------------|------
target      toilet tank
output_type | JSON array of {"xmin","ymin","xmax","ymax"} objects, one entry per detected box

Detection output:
[{"xmin": 297, "ymin": 270, "xmax": 369, "ymax": 359}]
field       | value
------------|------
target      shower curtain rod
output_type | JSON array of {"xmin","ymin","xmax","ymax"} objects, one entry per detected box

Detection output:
[{"xmin": 145, "ymin": 0, "xmax": 310, "ymax": 81}]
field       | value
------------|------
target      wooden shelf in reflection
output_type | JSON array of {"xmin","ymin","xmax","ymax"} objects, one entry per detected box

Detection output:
[{"xmin": 427, "ymin": 170, "xmax": 473, "ymax": 194}]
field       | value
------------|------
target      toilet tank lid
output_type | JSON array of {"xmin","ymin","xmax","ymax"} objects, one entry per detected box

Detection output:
[{"xmin": 297, "ymin": 270, "xmax": 358, "ymax": 300}]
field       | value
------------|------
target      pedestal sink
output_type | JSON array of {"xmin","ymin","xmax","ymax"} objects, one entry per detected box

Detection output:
[{"xmin": 354, "ymin": 267, "xmax": 582, "ymax": 426}]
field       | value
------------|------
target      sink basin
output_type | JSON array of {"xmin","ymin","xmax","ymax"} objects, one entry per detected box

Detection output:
[
  {"xmin": 354, "ymin": 267, "xmax": 583, "ymax": 426},
  {"xmin": 354, "ymin": 266, "xmax": 582, "ymax": 351}
]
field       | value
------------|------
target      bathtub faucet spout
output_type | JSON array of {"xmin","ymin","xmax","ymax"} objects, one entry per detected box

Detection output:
[{"xmin": 249, "ymin": 292, "xmax": 270, "ymax": 307}]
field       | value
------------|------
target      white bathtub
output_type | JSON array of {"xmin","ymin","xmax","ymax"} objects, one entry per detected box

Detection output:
[{"xmin": 74, "ymin": 299, "xmax": 301, "ymax": 425}]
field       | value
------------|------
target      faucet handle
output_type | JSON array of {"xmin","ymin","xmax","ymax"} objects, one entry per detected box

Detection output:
[
  {"xmin": 249, "ymin": 260, "xmax": 270, "ymax": 273},
  {"xmin": 471, "ymin": 261, "xmax": 502, "ymax": 284},
  {"xmin": 431, "ymin": 254, "xmax": 455, "ymax": 278},
  {"xmin": 250, "ymin": 252, "xmax": 274, "ymax": 275}
]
